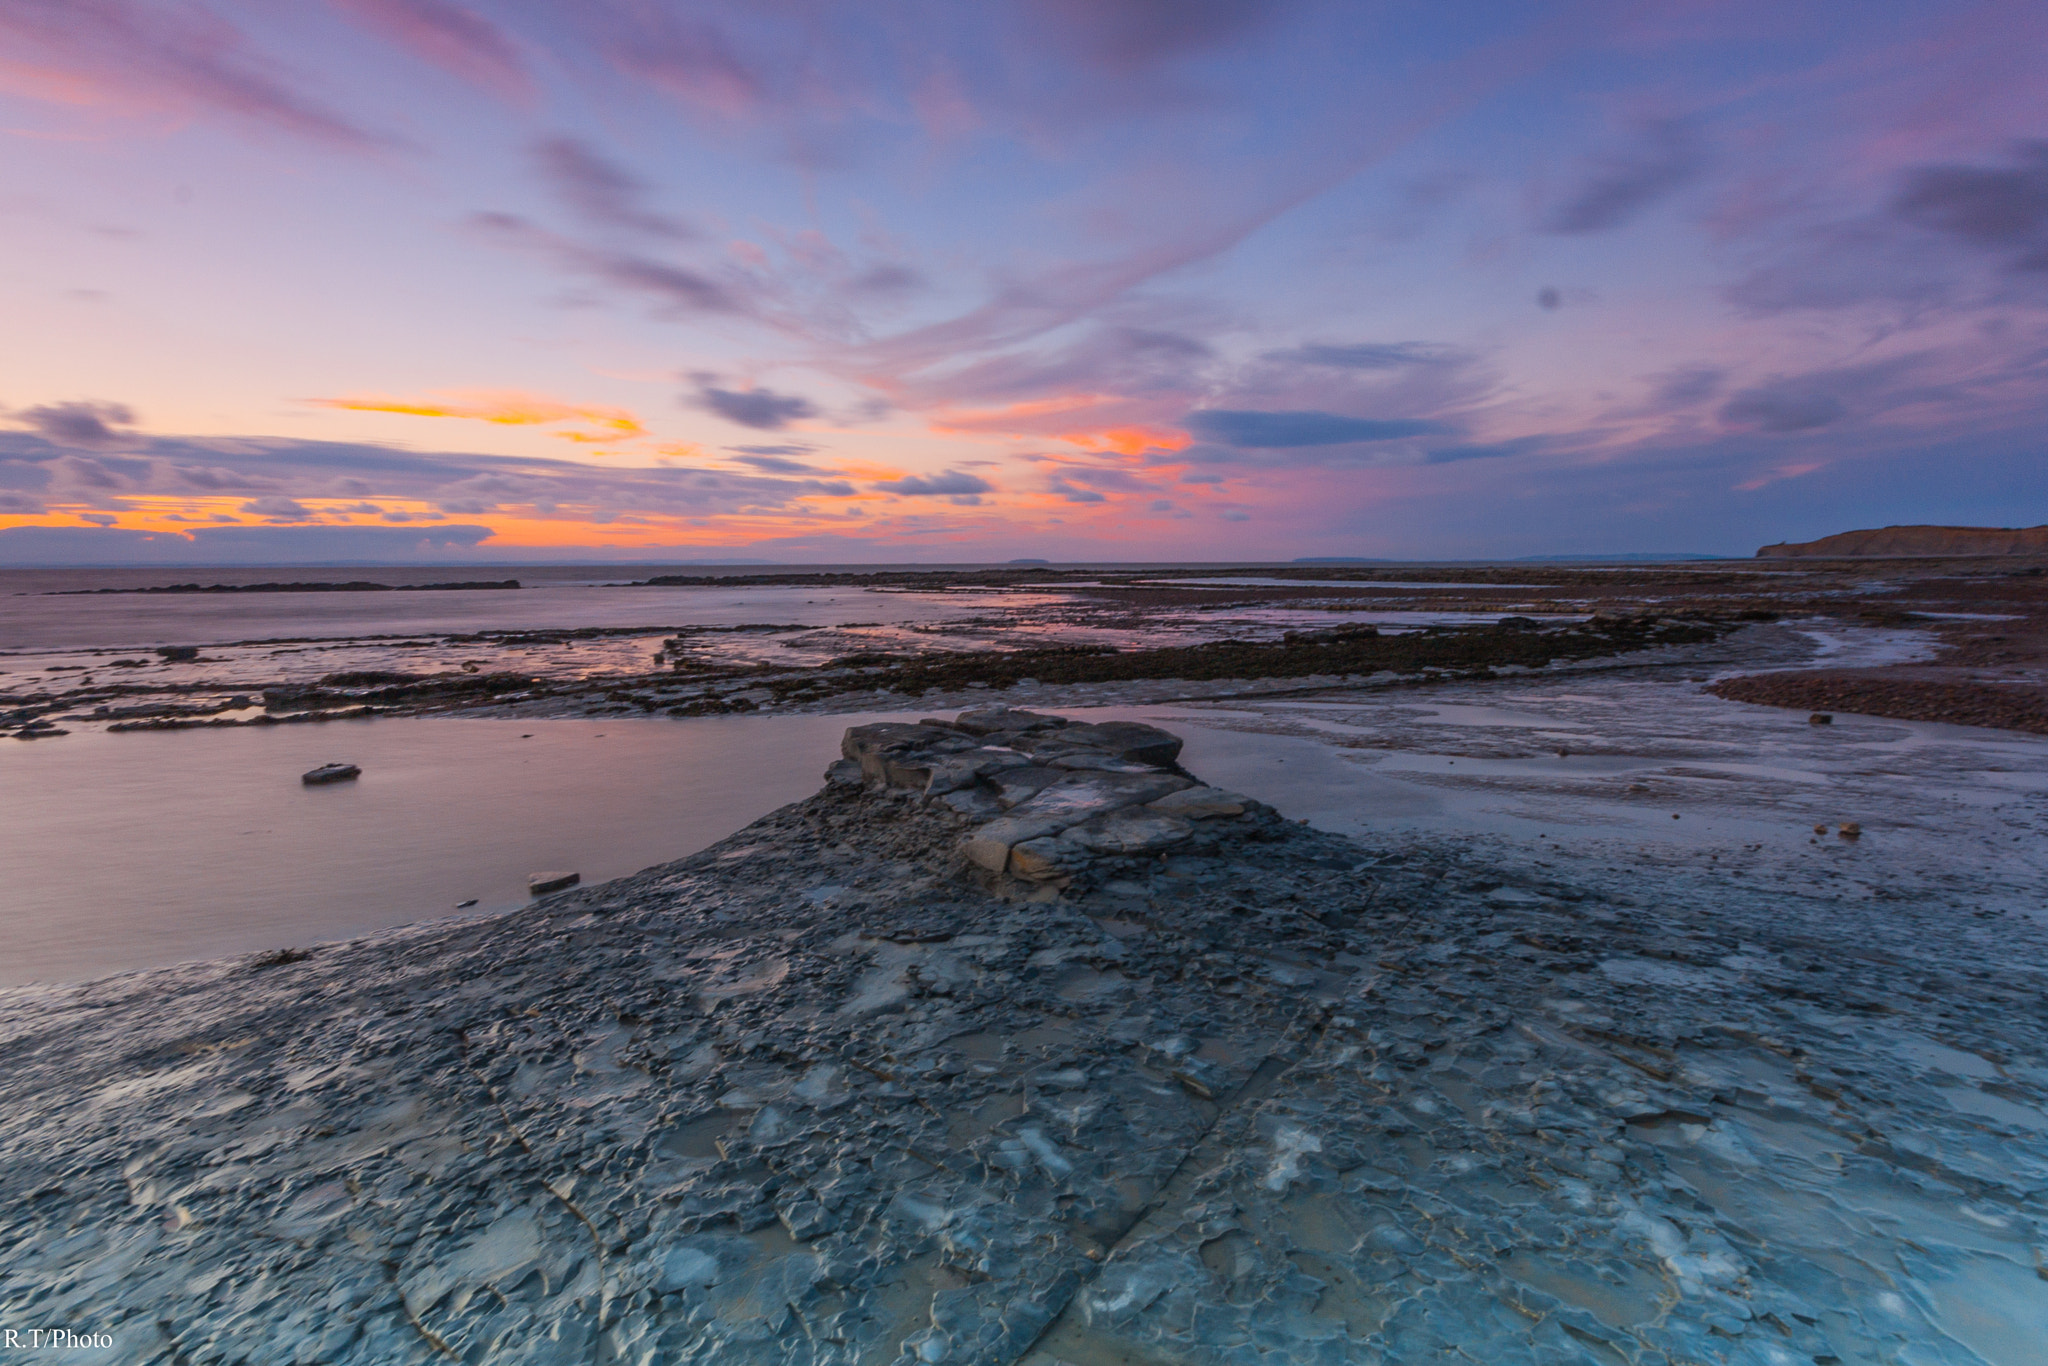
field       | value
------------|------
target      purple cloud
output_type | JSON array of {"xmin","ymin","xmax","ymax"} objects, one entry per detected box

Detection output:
[
  {"xmin": 1893, "ymin": 142, "xmax": 2048, "ymax": 272},
  {"xmin": 1266, "ymin": 342, "xmax": 1463, "ymax": 370},
  {"xmin": 1423, "ymin": 437, "xmax": 1543, "ymax": 465},
  {"xmin": 875, "ymin": 470, "xmax": 993, "ymax": 496},
  {"xmin": 730, "ymin": 453, "xmax": 817, "ymax": 473},
  {"xmin": 0, "ymin": 0, "xmax": 387, "ymax": 148},
  {"xmin": 468, "ymin": 213, "xmax": 741, "ymax": 314},
  {"xmin": 689, "ymin": 376, "xmax": 818, "ymax": 430},
  {"xmin": 1648, "ymin": 367, "xmax": 1726, "ymax": 409},
  {"xmin": 532, "ymin": 137, "xmax": 695, "ymax": 240},
  {"xmin": 1719, "ymin": 384, "xmax": 1845, "ymax": 433},
  {"xmin": 14, "ymin": 400, "xmax": 136, "ymax": 448},
  {"xmin": 1187, "ymin": 410, "xmax": 1445, "ymax": 448},
  {"xmin": 1546, "ymin": 119, "xmax": 1705, "ymax": 234},
  {"xmin": 331, "ymin": 0, "xmax": 530, "ymax": 100},
  {"xmin": 1022, "ymin": 0, "xmax": 1278, "ymax": 70},
  {"xmin": 240, "ymin": 495, "xmax": 315, "ymax": 521}
]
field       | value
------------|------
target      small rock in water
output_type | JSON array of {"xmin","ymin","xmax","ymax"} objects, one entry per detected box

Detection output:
[
  {"xmin": 456, "ymin": 898, "xmax": 478, "ymax": 908},
  {"xmin": 528, "ymin": 871, "xmax": 580, "ymax": 895},
  {"xmin": 1809, "ymin": 712, "xmax": 1834, "ymax": 725},
  {"xmin": 1838, "ymin": 821, "xmax": 1862, "ymax": 838},
  {"xmin": 300, "ymin": 762, "xmax": 361, "ymax": 785}
]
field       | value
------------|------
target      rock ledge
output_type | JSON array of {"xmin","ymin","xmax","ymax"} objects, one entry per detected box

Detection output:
[{"xmin": 836, "ymin": 707, "xmax": 1268, "ymax": 892}]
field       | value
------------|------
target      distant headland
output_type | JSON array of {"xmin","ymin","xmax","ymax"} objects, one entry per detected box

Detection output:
[{"xmin": 1759, "ymin": 524, "xmax": 2048, "ymax": 558}]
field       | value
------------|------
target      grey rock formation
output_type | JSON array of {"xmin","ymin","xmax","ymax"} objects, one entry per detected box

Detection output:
[
  {"xmin": 842, "ymin": 709, "xmax": 1215, "ymax": 890},
  {"xmin": 2, "ymin": 708, "xmax": 2043, "ymax": 1365}
]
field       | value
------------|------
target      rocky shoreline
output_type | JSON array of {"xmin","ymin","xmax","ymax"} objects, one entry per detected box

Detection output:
[
  {"xmin": 1709, "ymin": 672, "xmax": 2048, "ymax": 737},
  {"xmin": 4, "ymin": 711, "xmax": 2045, "ymax": 1364},
  {"xmin": 12, "ymin": 555, "xmax": 2048, "ymax": 743}
]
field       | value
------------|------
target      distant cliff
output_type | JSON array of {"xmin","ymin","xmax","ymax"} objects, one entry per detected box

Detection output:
[{"xmin": 1758, "ymin": 524, "xmax": 2048, "ymax": 558}]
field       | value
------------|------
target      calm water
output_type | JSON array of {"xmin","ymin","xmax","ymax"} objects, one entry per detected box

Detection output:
[
  {"xmin": 0, "ymin": 573, "xmax": 1021, "ymax": 652},
  {"xmin": 0, "ymin": 713, "xmax": 900, "ymax": 984},
  {"xmin": 0, "ymin": 706, "xmax": 1363, "ymax": 985}
]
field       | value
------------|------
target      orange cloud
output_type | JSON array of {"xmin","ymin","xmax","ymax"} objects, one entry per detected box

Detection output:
[
  {"xmin": 313, "ymin": 391, "xmax": 647, "ymax": 442},
  {"xmin": 928, "ymin": 395, "xmax": 1190, "ymax": 455},
  {"xmin": 1057, "ymin": 426, "xmax": 1190, "ymax": 455}
]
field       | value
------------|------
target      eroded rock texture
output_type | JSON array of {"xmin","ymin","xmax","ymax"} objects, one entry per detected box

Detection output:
[{"xmin": 2, "ymin": 711, "xmax": 2044, "ymax": 1364}]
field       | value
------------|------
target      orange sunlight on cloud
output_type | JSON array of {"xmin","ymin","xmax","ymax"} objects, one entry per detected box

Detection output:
[
  {"xmin": 312, "ymin": 392, "xmax": 648, "ymax": 443},
  {"xmin": 929, "ymin": 396, "xmax": 1191, "ymax": 456}
]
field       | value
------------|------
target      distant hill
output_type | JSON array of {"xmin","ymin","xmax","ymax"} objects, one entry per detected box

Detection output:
[{"xmin": 1758, "ymin": 525, "xmax": 2048, "ymax": 558}]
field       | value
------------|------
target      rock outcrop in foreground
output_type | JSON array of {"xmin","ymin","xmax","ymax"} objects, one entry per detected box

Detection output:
[
  {"xmin": 1758, "ymin": 524, "xmax": 2048, "ymax": 558},
  {"xmin": 3, "ymin": 710, "xmax": 2044, "ymax": 1365},
  {"xmin": 837, "ymin": 707, "xmax": 1259, "ymax": 893}
]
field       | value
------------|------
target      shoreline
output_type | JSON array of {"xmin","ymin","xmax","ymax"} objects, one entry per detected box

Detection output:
[
  {"xmin": 8, "ymin": 554, "xmax": 2047, "ymax": 744},
  {"xmin": 4, "ymin": 710, "xmax": 2045, "ymax": 1363}
]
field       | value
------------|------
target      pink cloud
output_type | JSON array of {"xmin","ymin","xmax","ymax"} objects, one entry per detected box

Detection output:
[
  {"xmin": 329, "ymin": 0, "xmax": 532, "ymax": 102},
  {"xmin": 0, "ymin": 0, "xmax": 387, "ymax": 148}
]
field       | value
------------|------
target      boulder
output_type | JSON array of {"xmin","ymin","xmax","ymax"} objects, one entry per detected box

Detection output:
[
  {"xmin": 840, "ymin": 722, "xmax": 978, "ymax": 784},
  {"xmin": 300, "ymin": 763, "xmax": 361, "ymax": 785},
  {"xmin": 963, "ymin": 815, "xmax": 1066, "ymax": 872},
  {"xmin": 1146, "ymin": 786, "xmax": 1248, "ymax": 819},
  {"xmin": 989, "ymin": 765, "xmax": 1065, "ymax": 808},
  {"xmin": 1006, "ymin": 771, "xmax": 1193, "ymax": 824},
  {"xmin": 921, "ymin": 747, "xmax": 1034, "ymax": 796},
  {"xmin": 529, "ymin": 871, "xmax": 580, "ymax": 896},
  {"xmin": 1046, "ymin": 754, "xmax": 1162, "ymax": 773},
  {"xmin": 938, "ymin": 787, "xmax": 1003, "ymax": 820},
  {"xmin": 1064, "ymin": 810, "xmax": 1194, "ymax": 855},
  {"xmin": 1008, "ymin": 837, "xmax": 1084, "ymax": 882},
  {"xmin": 1026, "ymin": 721, "xmax": 1183, "ymax": 767},
  {"xmin": 954, "ymin": 706, "xmax": 1066, "ymax": 737}
]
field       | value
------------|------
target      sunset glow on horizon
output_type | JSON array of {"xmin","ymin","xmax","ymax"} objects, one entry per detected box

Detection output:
[{"xmin": 2, "ymin": 1, "xmax": 2044, "ymax": 563}]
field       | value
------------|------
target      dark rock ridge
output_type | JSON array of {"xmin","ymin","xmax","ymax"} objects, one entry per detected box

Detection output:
[
  {"xmin": 1758, "ymin": 524, "xmax": 2048, "ymax": 558},
  {"xmin": 1709, "ymin": 672, "xmax": 2048, "ymax": 735},
  {"xmin": 56, "ymin": 580, "xmax": 522, "ymax": 594}
]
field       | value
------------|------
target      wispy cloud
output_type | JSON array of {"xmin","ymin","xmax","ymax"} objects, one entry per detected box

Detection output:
[
  {"xmin": 1545, "ymin": 117, "xmax": 1705, "ymax": 234},
  {"xmin": 1186, "ymin": 410, "xmax": 1446, "ymax": 448},
  {"xmin": 312, "ymin": 392, "xmax": 647, "ymax": 442},
  {"xmin": 532, "ymin": 135, "xmax": 695, "ymax": 240},
  {"xmin": 874, "ymin": 470, "xmax": 992, "ymax": 500},
  {"xmin": 0, "ymin": 0, "xmax": 389, "ymax": 148},
  {"xmin": 1263, "ymin": 342, "xmax": 1464, "ymax": 370},
  {"xmin": 330, "ymin": 0, "xmax": 531, "ymax": 101}
]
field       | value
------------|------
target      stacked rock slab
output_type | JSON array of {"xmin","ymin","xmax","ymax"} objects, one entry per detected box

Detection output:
[{"xmin": 835, "ymin": 706, "xmax": 1256, "ymax": 890}]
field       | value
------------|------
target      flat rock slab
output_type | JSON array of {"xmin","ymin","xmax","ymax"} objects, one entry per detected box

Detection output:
[
  {"xmin": 1005, "ymin": 772, "xmax": 1192, "ymax": 824},
  {"xmin": 3, "ymin": 713, "xmax": 2043, "ymax": 1366}
]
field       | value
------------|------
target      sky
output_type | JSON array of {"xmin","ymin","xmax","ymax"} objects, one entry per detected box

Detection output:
[{"xmin": 1, "ymin": 0, "xmax": 2044, "ymax": 564}]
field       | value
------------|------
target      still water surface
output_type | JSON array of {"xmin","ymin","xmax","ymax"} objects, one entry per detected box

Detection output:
[{"xmin": 0, "ymin": 708, "xmax": 1347, "ymax": 985}]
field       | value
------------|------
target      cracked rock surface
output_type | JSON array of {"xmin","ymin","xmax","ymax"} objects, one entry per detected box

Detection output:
[{"xmin": 2, "ymin": 710, "xmax": 2045, "ymax": 1364}]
